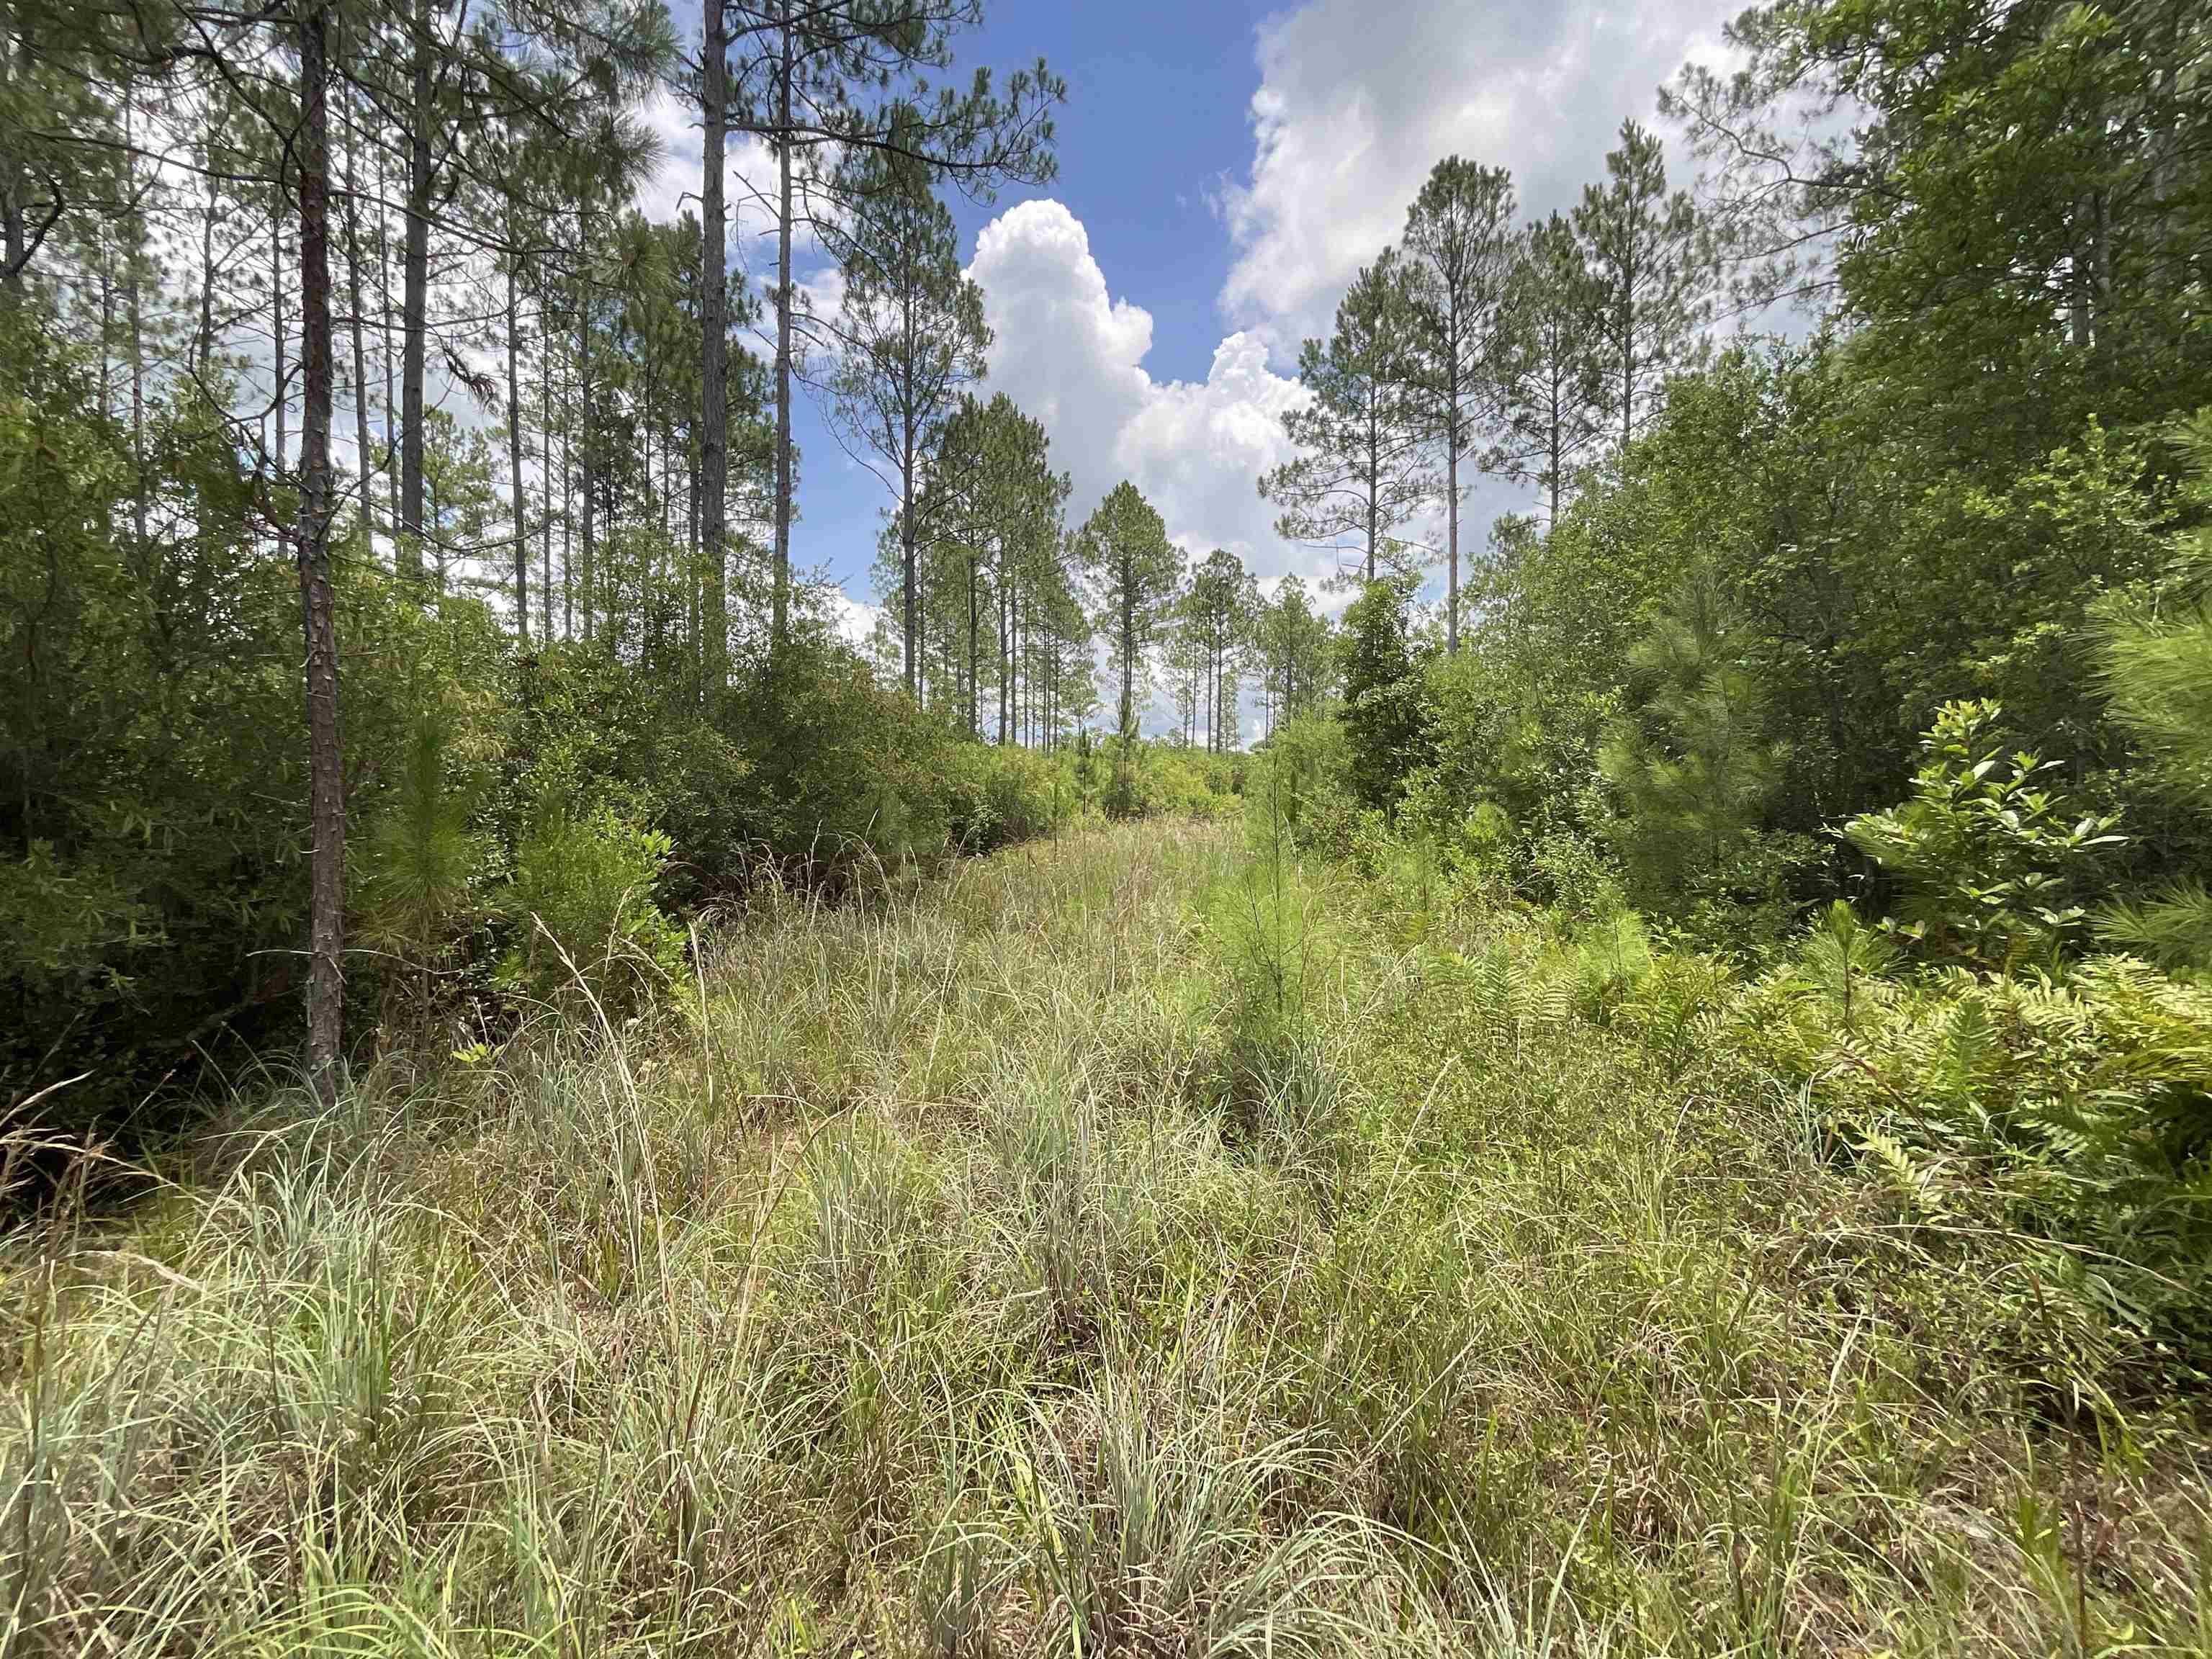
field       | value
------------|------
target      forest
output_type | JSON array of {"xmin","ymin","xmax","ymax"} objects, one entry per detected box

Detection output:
[{"xmin": 5, "ymin": 0, "xmax": 2212, "ymax": 1650}]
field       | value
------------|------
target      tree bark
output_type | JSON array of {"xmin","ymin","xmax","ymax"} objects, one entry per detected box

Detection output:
[
  {"xmin": 343, "ymin": 104, "xmax": 374, "ymax": 538},
  {"xmin": 771, "ymin": 12, "xmax": 793, "ymax": 649},
  {"xmin": 575, "ymin": 240, "xmax": 594, "ymax": 639},
  {"xmin": 124, "ymin": 86, "xmax": 148, "ymax": 563},
  {"xmin": 196, "ymin": 112, "xmax": 219, "ymax": 377},
  {"xmin": 272, "ymin": 174, "xmax": 287, "ymax": 474},
  {"xmin": 701, "ymin": 0, "xmax": 729, "ymax": 690},
  {"xmin": 295, "ymin": 0, "xmax": 346, "ymax": 1111},
  {"xmin": 540, "ymin": 283, "xmax": 554, "ymax": 641},
  {"xmin": 397, "ymin": 0, "xmax": 433, "ymax": 580},
  {"xmin": 505, "ymin": 249, "xmax": 528, "ymax": 639},
  {"xmin": 0, "ymin": 24, "xmax": 21, "ymax": 282}
]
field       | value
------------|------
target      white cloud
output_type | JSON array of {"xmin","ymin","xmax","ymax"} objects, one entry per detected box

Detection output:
[
  {"xmin": 1216, "ymin": 0, "xmax": 1737, "ymax": 349},
  {"xmin": 822, "ymin": 588, "xmax": 884, "ymax": 652},
  {"xmin": 967, "ymin": 199, "xmax": 1308, "ymax": 583},
  {"xmin": 635, "ymin": 86, "xmax": 825, "ymax": 284}
]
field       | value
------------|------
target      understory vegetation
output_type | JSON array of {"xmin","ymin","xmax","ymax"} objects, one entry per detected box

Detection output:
[
  {"xmin": 9, "ymin": 818, "xmax": 2210, "ymax": 1655},
  {"xmin": 10, "ymin": 0, "xmax": 2212, "ymax": 1646}
]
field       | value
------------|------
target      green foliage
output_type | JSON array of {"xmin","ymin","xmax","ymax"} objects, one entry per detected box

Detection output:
[
  {"xmin": 943, "ymin": 744, "xmax": 1067, "ymax": 853},
  {"xmin": 1790, "ymin": 901, "xmax": 1900, "ymax": 1035},
  {"xmin": 356, "ymin": 683, "xmax": 499, "ymax": 988},
  {"xmin": 1771, "ymin": 956, "xmax": 2212, "ymax": 1369},
  {"xmin": 1336, "ymin": 583, "xmax": 1431, "ymax": 812},
  {"xmin": 498, "ymin": 806, "xmax": 685, "ymax": 1010},
  {"xmin": 1844, "ymin": 701, "xmax": 2124, "ymax": 970},
  {"xmin": 1598, "ymin": 586, "xmax": 1788, "ymax": 913}
]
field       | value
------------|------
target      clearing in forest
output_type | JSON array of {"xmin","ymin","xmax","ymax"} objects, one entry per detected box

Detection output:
[{"xmin": 5, "ymin": 821, "xmax": 2208, "ymax": 1654}]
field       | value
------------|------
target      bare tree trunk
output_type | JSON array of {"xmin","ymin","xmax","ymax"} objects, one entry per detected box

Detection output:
[
  {"xmin": 506, "ymin": 248, "xmax": 528, "ymax": 638},
  {"xmin": 196, "ymin": 112, "xmax": 219, "ymax": 376},
  {"xmin": 344, "ymin": 106, "xmax": 374, "ymax": 537},
  {"xmin": 0, "ymin": 24, "xmax": 21, "ymax": 281},
  {"xmin": 900, "ymin": 441, "xmax": 917, "ymax": 695},
  {"xmin": 124, "ymin": 86, "xmax": 147, "ymax": 562},
  {"xmin": 560, "ymin": 335, "xmax": 573, "ymax": 638},
  {"xmin": 295, "ymin": 0, "xmax": 346, "ymax": 1111},
  {"xmin": 272, "ymin": 174, "xmax": 287, "ymax": 474},
  {"xmin": 378, "ymin": 138, "xmax": 398, "ymax": 534},
  {"xmin": 770, "ymin": 14, "xmax": 793, "ymax": 649},
  {"xmin": 1445, "ymin": 429, "xmax": 1459, "ymax": 656},
  {"xmin": 575, "ymin": 246, "xmax": 594, "ymax": 640},
  {"xmin": 397, "ymin": 0, "xmax": 433, "ymax": 579},
  {"xmin": 539, "ymin": 283, "xmax": 554, "ymax": 642},
  {"xmin": 701, "ymin": 0, "xmax": 729, "ymax": 690}
]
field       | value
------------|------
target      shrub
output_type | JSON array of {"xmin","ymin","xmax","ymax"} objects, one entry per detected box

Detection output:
[
  {"xmin": 1251, "ymin": 716, "xmax": 1358, "ymax": 860},
  {"xmin": 945, "ymin": 744, "xmax": 1069, "ymax": 853},
  {"xmin": 1845, "ymin": 700, "xmax": 2124, "ymax": 970},
  {"xmin": 498, "ymin": 806, "xmax": 685, "ymax": 1011}
]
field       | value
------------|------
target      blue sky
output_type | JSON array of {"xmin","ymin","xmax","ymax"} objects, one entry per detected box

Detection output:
[{"xmin": 634, "ymin": 0, "xmax": 1749, "ymax": 644}]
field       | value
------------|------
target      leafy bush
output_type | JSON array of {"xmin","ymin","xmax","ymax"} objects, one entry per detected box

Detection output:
[
  {"xmin": 498, "ymin": 807, "xmax": 685, "ymax": 1011},
  {"xmin": 943, "ymin": 744, "xmax": 1069, "ymax": 853},
  {"xmin": 1845, "ymin": 701, "xmax": 2124, "ymax": 969}
]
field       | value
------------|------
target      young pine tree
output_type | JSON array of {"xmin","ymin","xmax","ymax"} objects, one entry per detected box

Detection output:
[{"xmin": 1599, "ymin": 583, "xmax": 1786, "ymax": 909}]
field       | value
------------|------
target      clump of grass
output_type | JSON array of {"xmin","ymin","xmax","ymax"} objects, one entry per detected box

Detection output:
[{"xmin": 5, "ymin": 818, "xmax": 2211, "ymax": 1656}]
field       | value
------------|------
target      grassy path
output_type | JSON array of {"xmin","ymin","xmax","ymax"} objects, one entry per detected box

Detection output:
[{"xmin": 4, "ymin": 822, "xmax": 2208, "ymax": 1655}]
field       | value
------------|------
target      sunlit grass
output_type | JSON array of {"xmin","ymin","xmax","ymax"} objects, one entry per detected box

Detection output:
[{"xmin": 4, "ymin": 818, "xmax": 2208, "ymax": 1655}]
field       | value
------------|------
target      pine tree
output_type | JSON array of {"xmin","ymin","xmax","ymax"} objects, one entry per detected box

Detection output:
[
  {"xmin": 1498, "ymin": 213, "xmax": 1603, "ymax": 526},
  {"xmin": 1574, "ymin": 120, "xmax": 1713, "ymax": 454},
  {"xmin": 1259, "ymin": 249, "xmax": 1436, "ymax": 588},
  {"xmin": 823, "ymin": 155, "xmax": 989, "ymax": 697},
  {"xmin": 1599, "ymin": 584, "xmax": 1786, "ymax": 907},
  {"xmin": 1402, "ymin": 158, "xmax": 1517, "ymax": 654},
  {"xmin": 1074, "ymin": 480, "xmax": 1177, "ymax": 804}
]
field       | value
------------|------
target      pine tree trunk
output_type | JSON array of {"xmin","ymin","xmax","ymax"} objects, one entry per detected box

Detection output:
[
  {"xmin": 295, "ymin": 0, "xmax": 346, "ymax": 1111},
  {"xmin": 505, "ymin": 251, "xmax": 528, "ymax": 639},
  {"xmin": 576, "ymin": 253, "xmax": 595, "ymax": 640},
  {"xmin": 540, "ymin": 294, "xmax": 554, "ymax": 641},
  {"xmin": 397, "ymin": 0, "xmax": 433, "ymax": 579},
  {"xmin": 124, "ymin": 86, "xmax": 147, "ymax": 563},
  {"xmin": 343, "ymin": 109, "xmax": 374, "ymax": 537},
  {"xmin": 1445, "ymin": 438, "xmax": 1459, "ymax": 656},
  {"xmin": 1365, "ymin": 397, "xmax": 1379, "ymax": 585},
  {"xmin": 272, "ymin": 176, "xmax": 287, "ymax": 474},
  {"xmin": 701, "ymin": 0, "xmax": 729, "ymax": 690},
  {"xmin": 0, "ymin": 25, "xmax": 21, "ymax": 282},
  {"xmin": 379, "ymin": 139, "xmax": 397, "ymax": 533},
  {"xmin": 901, "ymin": 428, "xmax": 917, "ymax": 695},
  {"xmin": 967, "ymin": 552, "xmax": 981, "ymax": 737},
  {"xmin": 196, "ymin": 115, "xmax": 219, "ymax": 377},
  {"xmin": 770, "ymin": 11, "xmax": 793, "ymax": 648}
]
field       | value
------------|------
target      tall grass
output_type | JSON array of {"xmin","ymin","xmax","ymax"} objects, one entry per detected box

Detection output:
[{"xmin": 4, "ymin": 818, "xmax": 2208, "ymax": 1655}]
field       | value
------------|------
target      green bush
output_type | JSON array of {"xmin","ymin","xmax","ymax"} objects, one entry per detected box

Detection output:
[
  {"xmin": 498, "ymin": 807, "xmax": 686, "ymax": 1012},
  {"xmin": 944, "ymin": 744, "xmax": 1069, "ymax": 853},
  {"xmin": 1755, "ymin": 953, "xmax": 2212, "ymax": 1372},
  {"xmin": 1845, "ymin": 700, "xmax": 2124, "ymax": 970},
  {"xmin": 1250, "ymin": 716, "xmax": 1358, "ymax": 860}
]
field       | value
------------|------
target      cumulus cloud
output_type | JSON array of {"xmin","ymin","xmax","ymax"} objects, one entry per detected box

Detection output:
[
  {"xmin": 967, "ymin": 199, "xmax": 1313, "ymax": 583},
  {"xmin": 1216, "ymin": 0, "xmax": 1736, "ymax": 349}
]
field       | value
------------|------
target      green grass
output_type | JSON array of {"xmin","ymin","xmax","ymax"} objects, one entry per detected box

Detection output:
[{"xmin": 4, "ymin": 819, "xmax": 2209, "ymax": 1655}]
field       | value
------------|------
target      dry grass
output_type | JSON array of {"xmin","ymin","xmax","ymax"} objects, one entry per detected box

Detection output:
[{"xmin": 4, "ymin": 819, "xmax": 2209, "ymax": 1655}]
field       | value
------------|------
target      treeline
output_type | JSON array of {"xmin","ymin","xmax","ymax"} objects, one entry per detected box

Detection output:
[
  {"xmin": 1251, "ymin": 0, "xmax": 2212, "ymax": 1355},
  {"xmin": 0, "ymin": 0, "xmax": 1288, "ymax": 1132},
  {"xmin": 1259, "ymin": 0, "xmax": 2212, "ymax": 940}
]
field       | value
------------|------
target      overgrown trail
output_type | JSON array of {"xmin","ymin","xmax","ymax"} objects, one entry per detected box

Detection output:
[{"xmin": 5, "ymin": 823, "xmax": 2209, "ymax": 1655}]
